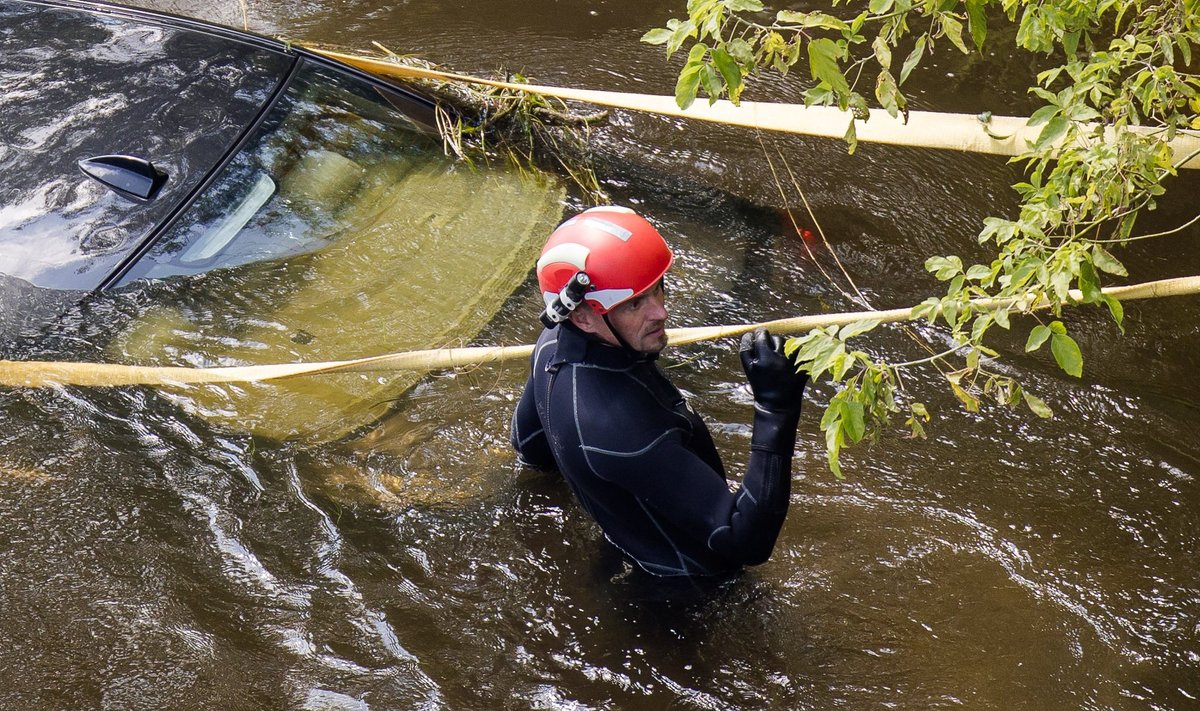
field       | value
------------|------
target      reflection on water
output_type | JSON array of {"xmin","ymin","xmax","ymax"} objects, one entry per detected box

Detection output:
[{"xmin": 2, "ymin": 0, "xmax": 1199, "ymax": 708}]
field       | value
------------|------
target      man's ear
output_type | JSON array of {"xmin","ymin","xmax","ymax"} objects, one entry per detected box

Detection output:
[{"xmin": 568, "ymin": 302, "xmax": 605, "ymax": 336}]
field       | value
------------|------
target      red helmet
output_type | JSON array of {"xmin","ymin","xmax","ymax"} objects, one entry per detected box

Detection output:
[{"xmin": 536, "ymin": 206, "xmax": 673, "ymax": 315}]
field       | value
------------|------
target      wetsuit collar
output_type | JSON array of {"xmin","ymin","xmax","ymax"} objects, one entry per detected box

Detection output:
[{"xmin": 551, "ymin": 321, "xmax": 657, "ymax": 369}]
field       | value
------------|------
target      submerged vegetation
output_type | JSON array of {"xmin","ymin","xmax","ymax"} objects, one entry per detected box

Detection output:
[
  {"xmin": 364, "ymin": 44, "xmax": 610, "ymax": 199},
  {"xmin": 645, "ymin": 0, "xmax": 1200, "ymax": 475}
]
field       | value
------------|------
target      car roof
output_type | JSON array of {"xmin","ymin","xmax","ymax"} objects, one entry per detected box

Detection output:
[{"xmin": 0, "ymin": 0, "xmax": 295, "ymax": 291}]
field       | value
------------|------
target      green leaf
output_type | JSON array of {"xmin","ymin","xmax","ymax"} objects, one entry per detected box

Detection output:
[
  {"xmin": 1078, "ymin": 259, "xmax": 1101, "ymax": 303},
  {"xmin": 1050, "ymin": 332, "xmax": 1084, "ymax": 377},
  {"xmin": 942, "ymin": 299, "xmax": 960, "ymax": 330},
  {"xmin": 1027, "ymin": 104, "xmax": 1060, "ymax": 127},
  {"xmin": 966, "ymin": 344, "xmax": 981, "ymax": 370},
  {"xmin": 675, "ymin": 66, "xmax": 702, "ymax": 109},
  {"xmin": 724, "ymin": 0, "xmax": 764, "ymax": 10},
  {"xmin": 811, "ymin": 342, "xmax": 848, "ymax": 380},
  {"xmin": 965, "ymin": 264, "xmax": 992, "ymax": 281},
  {"xmin": 807, "ymin": 12, "xmax": 849, "ymax": 31},
  {"xmin": 1102, "ymin": 294, "xmax": 1125, "ymax": 333},
  {"xmin": 823, "ymin": 413, "xmax": 846, "ymax": 479},
  {"xmin": 844, "ymin": 117, "xmax": 858, "ymax": 154},
  {"xmin": 641, "ymin": 28, "xmax": 673, "ymax": 46},
  {"xmin": 872, "ymin": 34, "xmax": 892, "ymax": 69},
  {"xmin": 666, "ymin": 19, "xmax": 697, "ymax": 57},
  {"xmin": 869, "ymin": 0, "xmax": 894, "ymax": 13},
  {"xmin": 838, "ymin": 319, "xmax": 882, "ymax": 340},
  {"xmin": 906, "ymin": 401, "xmax": 929, "ymax": 439},
  {"xmin": 699, "ymin": 64, "xmax": 723, "ymax": 104},
  {"xmin": 940, "ymin": 14, "xmax": 971, "ymax": 55},
  {"xmin": 925, "ymin": 255, "xmax": 963, "ymax": 280},
  {"xmin": 804, "ymin": 85, "xmax": 835, "ymax": 106},
  {"xmin": 850, "ymin": 10, "xmax": 867, "ymax": 34},
  {"xmin": 831, "ymin": 353, "xmax": 855, "ymax": 380},
  {"xmin": 1033, "ymin": 115, "xmax": 1069, "ymax": 150},
  {"xmin": 875, "ymin": 69, "xmax": 903, "ymax": 118},
  {"xmin": 970, "ymin": 315, "xmax": 992, "ymax": 343},
  {"xmin": 964, "ymin": 0, "xmax": 988, "ymax": 50},
  {"xmin": 778, "ymin": 10, "xmax": 848, "ymax": 30},
  {"xmin": 784, "ymin": 38, "xmax": 801, "ymax": 69},
  {"xmin": 727, "ymin": 37, "xmax": 755, "ymax": 65},
  {"xmin": 949, "ymin": 379, "xmax": 981, "ymax": 413},
  {"xmin": 993, "ymin": 306, "xmax": 1010, "ymax": 330},
  {"xmin": 1022, "ymin": 390, "xmax": 1054, "ymax": 418},
  {"xmin": 1025, "ymin": 324, "xmax": 1052, "ymax": 351},
  {"xmin": 827, "ymin": 450, "xmax": 844, "ymax": 478},
  {"xmin": 793, "ymin": 332, "xmax": 834, "ymax": 364},
  {"xmin": 711, "ymin": 47, "xmax": 744, "ymax": 104},
  {"xmin": 1092, "ymin": 244, "xmax": 1128, "ymax": 276},
  {"xmin": 1115, "ymin": 214, "xmax": 1138, "ymax": 243},
  {"xmin": 841, "ymin": 400, "xmax": 866, "ymax": 442},
  {"xmin": 912, "ymin": 298, "xmax": 941, "ymax": 323},
  {"xmin": 819, "ymin": 397, "xmax": 840, "ymax": 429},
  {"xmin": 1063, "ymin": 30, "xmax": 1080, "ymax": 57},
  {"xmin": 1050, "ymin": 267, "xmax": 1072, "ymax": 301},
  {"xmin": 899, "ymin": 36, "xmax": 926, "ymax": 85},
  {"xmin": 1036, "ymin": 66, "xmax": 1063, "ymax": 87},
  {"xmin": 808, "ymin": 38, "xmax": 850, "ymax": 95}
]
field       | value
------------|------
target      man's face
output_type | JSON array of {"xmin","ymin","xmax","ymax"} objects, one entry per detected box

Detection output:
[{"xmin": 604, "ymin": 280, "xmax": 669, "ymax": 354}]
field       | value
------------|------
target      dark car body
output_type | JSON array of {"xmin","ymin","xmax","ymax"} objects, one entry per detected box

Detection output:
[{"xmin": 0, "ymin": 0, "xmax": 436, "ymax": 339}]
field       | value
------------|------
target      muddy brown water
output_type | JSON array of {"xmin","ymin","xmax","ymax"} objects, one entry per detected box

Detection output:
[{"xmin": 2, "ymin": 1, "xmax": 1199, "ymax": 708}]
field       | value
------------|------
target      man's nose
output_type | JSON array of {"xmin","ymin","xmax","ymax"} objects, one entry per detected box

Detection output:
[{"xmin": 648, "ymin": 295, "xmax": 668, "ymax": 321}]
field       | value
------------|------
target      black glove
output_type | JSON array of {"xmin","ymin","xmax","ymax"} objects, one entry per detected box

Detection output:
[{"xmin": 739, "ymin": 328, "xmax": 807, "ymax": 414}]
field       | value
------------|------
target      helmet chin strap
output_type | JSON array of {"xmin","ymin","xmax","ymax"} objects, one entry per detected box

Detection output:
[{"xmin": 602, "ymin": 313, "xmax": 640, "ymax": 354}]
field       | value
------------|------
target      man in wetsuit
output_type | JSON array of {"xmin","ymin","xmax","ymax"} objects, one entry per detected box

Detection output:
[{"xmin": 511, "ymin": 206, "xmax": 808, "ymax": 577}]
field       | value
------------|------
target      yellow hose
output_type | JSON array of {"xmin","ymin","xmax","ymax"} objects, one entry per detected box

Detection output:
[
  {"xmin": 307, "ymin": 47, "xmax": 1200, "ymax": 169},
  {"xmin": 3, "ymin": 275, "xmax": 1198, "ymax": 388}
]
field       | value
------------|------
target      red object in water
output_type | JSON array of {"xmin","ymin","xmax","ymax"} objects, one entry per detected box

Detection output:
[{"xmin": 801, "ymin": 229, "xmax": 814, "ymax": 241}]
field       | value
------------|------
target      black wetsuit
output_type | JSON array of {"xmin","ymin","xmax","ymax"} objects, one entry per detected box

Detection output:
[{"xmin": 511, "ymin": 322, "xmax": 801, "ymax": 577}]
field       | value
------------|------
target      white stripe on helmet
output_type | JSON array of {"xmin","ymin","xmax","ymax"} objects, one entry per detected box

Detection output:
[
  {"xmin": 536, "ymin": 242, "xmax": 590, "ymax": 273},
  {"xmin": 580, "ymin": 217, "xmax": 632, "ymax": 241},
  {"xmin": 586, "ymin": 288, "xmax": 635, "ymax": 310}
]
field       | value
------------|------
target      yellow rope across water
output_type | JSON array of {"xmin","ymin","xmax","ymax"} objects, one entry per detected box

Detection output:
[
  {"xmin": 306, "ymin": 47, "xmax": 1200, "ymax": 169},
  {"xmin": 3, "ymin": 275, "xmax": 1199, "ymax": 388}
]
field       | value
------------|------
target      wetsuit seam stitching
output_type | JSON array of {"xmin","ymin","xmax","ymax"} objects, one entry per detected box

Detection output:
[
  {"xmin": 581, "ymin": 428, "xmax": 686, "ymax": 458},
  {"xmin": 706, "ymin": 524, "xmax": 731, "ymax": 551},
  {"xmin": 636, "ymin": 499, "xmax": 697, "ymax": 575},
  {"xmin": 516, "ymin": 428, "xmax": 545, "ymax": 448},
  {"xmin": 577, "ymin": 365, "xmax": 692, "ymax": 429}
]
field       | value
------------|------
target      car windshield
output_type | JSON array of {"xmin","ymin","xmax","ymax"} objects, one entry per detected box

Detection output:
[
  {"xmin": 117, "ymin": 60, "xmax": 432, "ymax": 284},
  {"xmin": 106, "ymin": 57, "xmax": 566, "ymax": 441}
]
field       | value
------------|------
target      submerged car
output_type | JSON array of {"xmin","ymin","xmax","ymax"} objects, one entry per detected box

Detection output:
[{"xmin": 0, "ymin": 0, "xmax": 564, "ymax": 440}]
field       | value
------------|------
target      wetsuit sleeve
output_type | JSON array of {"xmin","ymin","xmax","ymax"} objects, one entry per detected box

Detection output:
[
  {"xmin": 511, "ymin": 372, "xmax": 555, "ymax": 470},
  {"xmin": 580, "ymin": 398, "xmax": 799, "ymax": 569}
]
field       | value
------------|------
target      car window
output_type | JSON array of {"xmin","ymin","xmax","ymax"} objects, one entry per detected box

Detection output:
[
  {"xmin": 0, "ymin": 0, "xmax": 292, "ymax": 290},
  {"xmin": 116, "ymin": 60, "xmax": 438, "ymax": 285}
]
